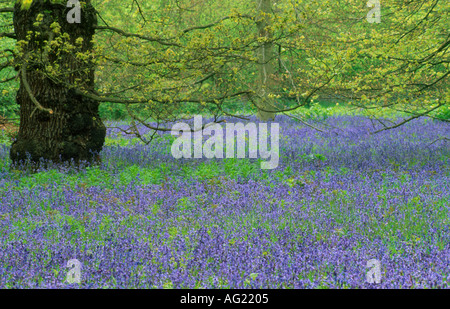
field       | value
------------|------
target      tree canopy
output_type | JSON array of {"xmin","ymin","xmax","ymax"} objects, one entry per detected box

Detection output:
[{"xmin": 0, "ymin": 0, "xmax": 448, "ymax": 143}]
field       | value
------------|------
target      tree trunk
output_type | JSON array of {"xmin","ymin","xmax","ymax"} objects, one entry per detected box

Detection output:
[
  {"xmin": 256, "ymin": 0, "xmax": 276, "ymax": 121},
  {"xmin": 10, "ymin": 0, "xmax": 105, "ymax": 168}
]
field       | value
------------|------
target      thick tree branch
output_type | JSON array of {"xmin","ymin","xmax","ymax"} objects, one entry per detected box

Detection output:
[
  {"xmin": 371, "ymin": 104, "xmax": 445, "ymax": 134},
  {"xmin": 0, "ymin": 32, "xmax": 16, "ymax": 39},
  {"xmin": 0, "ymin": 7, "xmax": 13, "ymax": 13},
  {"xmin": 0, "ymin": 75, "xmax": 15, "ymax": 83},
  {"xmin": 20, "ymin": 62, "xmax": 54, "ymax": 116},
  {"xmin": 283, "ymin": 112, "xmax": 325, "ymax": 132},
  {"xmin": 181, "ymin": 14, "xmax": 252, "ymax": 34},
  {"xmin": 94, "ymin": 26, "xmax": 181, "ymax": 47}
]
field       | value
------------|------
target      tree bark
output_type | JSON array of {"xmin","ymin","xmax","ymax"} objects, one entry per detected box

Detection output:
[
  {"xmin": 10, "ymin": 0, "xmax": 105, "ymax": 167},
  {"xmin": 256, "ymin": 0, "xmax": 276, "ymax": 121}
]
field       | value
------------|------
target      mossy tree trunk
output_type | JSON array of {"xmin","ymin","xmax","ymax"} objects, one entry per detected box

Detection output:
[{"xmin": 10, "ymin": 0, "xmax": 105, "ymax": 167}]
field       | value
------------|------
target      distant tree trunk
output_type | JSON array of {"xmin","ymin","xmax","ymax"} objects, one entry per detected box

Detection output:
[
  {"xmin": 10, "ymin": 0, "xmax": 105, "ymax": 167},
  {"xmin": 256, "ymin": 0, "xmax": 276, "ymax": 121}
]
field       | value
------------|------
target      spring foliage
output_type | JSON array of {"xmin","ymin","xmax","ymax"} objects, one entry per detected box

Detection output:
[{"xmin": 1, "ymin": 0, "xmax": 449, "ymax": 134}]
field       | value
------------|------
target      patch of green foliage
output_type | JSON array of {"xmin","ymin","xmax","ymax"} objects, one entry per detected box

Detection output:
[{"xmin": 435, "ymin": 106, "xmax": 450, "ymax": 121}]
